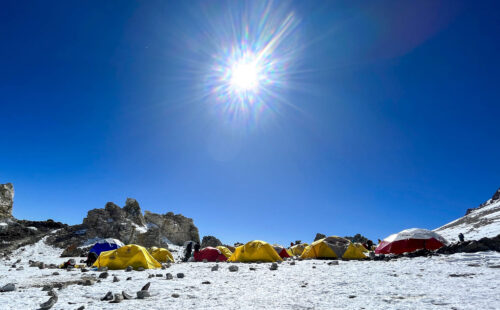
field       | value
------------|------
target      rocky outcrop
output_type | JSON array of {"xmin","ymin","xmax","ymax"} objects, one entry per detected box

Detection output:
[
  {"xmin": 201, "ymin": 236, "xmax": 222, "ymax": 248},
  {"xmin": 0, "ymin": 183, "xmax": 14, "ymax": 219},
  {"xmin": 47, "ymin": 198, "xmax": 200, "ymax": 249},
  {"xmin": 314, "ymin": 233, "xmax": 326, "ymax": 241}
]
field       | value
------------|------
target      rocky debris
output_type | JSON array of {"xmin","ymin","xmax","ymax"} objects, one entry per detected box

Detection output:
[
  {"xmin": 290, "ymin": 261, "xmax": 296, "ymax": 265},
  {"xmin": 344, "ymin": 233, "xmax": 372, "ymax": 244},
  {"xmin": 202, "ymin": 281, "xmax": 211, "ymax": 284},
  {"xmin": 82, "ymin": 279, "xmax": 95, "ymax": 286},
  {"xmin": 155, "ymin": 274, "xmax": 162, "ymax": 277},
  {"xmin": 201, "ymin": 236, "xmax": 222, "ymax": 248},
  {"xmin": 314, "ymin": 233, "xmax": 326, "ymax": 241},
  {"xmin": 52, "ymin": 272, "xmax": 60, "ymax": 275},
  {"xmin": 176, "ymin": 273, "xmax": 185, "ymax": 278},
  {"xmin": 166, "ymin": 273, "xmax": 173, "ymax": 280},
  {"xmin": 148, "ymin": 274, "xmax": 154, "ymax": 278},
  {"xmin": 76, "ymin": 306, "xmax": 85, "ymax": 310},
  {"xmin": 467, "ymin": 187, "xmax": 500, "ymax": 215},
  {"xmin": 0, "ymin": 183, "xmax": 14, "ymax": 219},
  {"xmin": 110, "ymin": 293, "xmax": 123, "ymax": 303},
  {"xmin": 126, "ymin": 277, "xmax": 132, "ymax": 281},
  {"xmin": 98, "ymin": 272, "xmax": 109, "ymax": 279},
  {"xmin": 137, "ymin": 290, "xmax": 151, "ymax": 299},
  {"xmin": 328, "ymin": 261, "xmax": 339, "ymax": 266},
  {"xmin": 437, "ymin": 235, "xmax": 500, "ymax": 254},
  {"xmin": 171, "ymin": 293, "xmax": 180, "ymax": 298},
  {"xmin": 249, "ymin": 267, "xmax": 256, "ymax": 271},
  {"xmin": 228, "ymin": 265, "xmax": 239, "ymax": 272},
  {"xmin": 270, "ymin": 263, "xmax": 278, "ymax": 271},
  {"xmin": 125, "ymin": 266, "xmax": 133, "ymax": 272},
  {"xmin": 101, "ymin": 291, "xmax": 113, "ymax": 301},
  {"xmin": 39, "ymin": 295, "xmax": 58, "ymax": 310},
  {"xmin": 113, "ymin": 276, "xmax": 119, "ymax": 282},
  {"xmin": 122, "ymin": 291, "xmax": 133, "ymax": 300},
  {"xmin": 0, "ymin": 283, "xmax": 15, "ymax": 292},
  {"xmin": 211, "ymin": 264, "xmax": 219, "ymax": 271},
  {"xmin": 137, "ymin": 267, "xmax": 145, "ymax": 271}
]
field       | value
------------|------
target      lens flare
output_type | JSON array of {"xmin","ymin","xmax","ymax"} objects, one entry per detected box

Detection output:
[{"xmin": 230, "ymin": 56, "xmax": 262, "ymax": 91}]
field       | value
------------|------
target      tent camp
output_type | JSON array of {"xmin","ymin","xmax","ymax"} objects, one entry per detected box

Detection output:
[
  {"xmin": 194, "ymin": 247, "xmax": 228, "ymax": 262},
  {"xmin": 229, "ymin": 240, "xmax": 283, "ymax": 262},
  {"xmin": 273, "ymin": 245, "xmax": 291, "ymax": 258},
  {"xmin": 216, "ymin": 246, "xmax": 233, "ymax": 258},
  {"xmin": 93, "ymin": 244, "xmax": 161, "ymax": 270},
  {"xmin": 289, "ymin": 243, "xmax": 308, "ymax": 256},
  {"xmin": 148, "ymin": 247, "xmax": 174, "ymax": 263},
  {"xmin": 375, "ymin": 228, "xmax": 448, "ymax": 255},
  {"xmin": 89, "ymin": 238, "xmax": 124, "ymax": 256},
  {"xmin": 300, "ymin": 236, "xmax": 367, "ymax": 260}
]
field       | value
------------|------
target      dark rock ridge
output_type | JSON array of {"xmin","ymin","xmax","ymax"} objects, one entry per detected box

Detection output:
[
  {"xmin": 0, "ymin": 183, "xmax": 14, "ymax": 219},
  {"xmin": 466, "ymin": 187, "xmax": 500, "ymax": 215},
  {"xmin": 201, "ymin": 236, "xmax": 222, "ymax": 248}
]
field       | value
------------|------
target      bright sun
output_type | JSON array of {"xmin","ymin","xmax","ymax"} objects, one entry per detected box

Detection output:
[{"xmin": 230, "ymin": 59, "xmax": 261, "ymax": 91}]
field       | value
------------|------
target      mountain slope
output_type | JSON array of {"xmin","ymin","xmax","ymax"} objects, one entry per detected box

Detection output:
[{"xmin": 435, "ymin": 188, "xmax": 500, "ymax": 242}]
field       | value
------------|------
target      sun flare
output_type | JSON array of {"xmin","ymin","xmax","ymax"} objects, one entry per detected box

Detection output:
[{"xmin": 230, "ymin": 59, "xmax": 261, "ymax": 91}]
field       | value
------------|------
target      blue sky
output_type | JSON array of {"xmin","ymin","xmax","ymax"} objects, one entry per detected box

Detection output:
[{"xmin": 1, "ymin": 0, "xmax": 499, "ymax": 245}]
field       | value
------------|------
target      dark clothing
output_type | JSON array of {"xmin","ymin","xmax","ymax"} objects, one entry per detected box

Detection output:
[
  {"xmin": 86, "ymin": 252, "xmax": 98, "ymax": 267},
  {"xmin": 183, "ymin": 243, "xmax": 193, "ymax": 262},
  {"xmin": 458, "ymin": 233, "xmax": 465, "ymax": 242}
]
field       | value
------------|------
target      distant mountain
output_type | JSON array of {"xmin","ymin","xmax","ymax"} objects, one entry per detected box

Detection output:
[{"xmin": 435, "ymin": 188, "xmax": 500, "ymax": 242}]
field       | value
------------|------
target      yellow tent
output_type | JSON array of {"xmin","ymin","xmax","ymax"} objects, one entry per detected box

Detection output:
[
  {"xmin": 93, "ymin": 244, "xmax": 161, "ymax": 270},
  {"xmin": 216, "ymin": 246, "xmax": 233, "ymax": 258},
  {"xmin": 148, "ymin": 247, "xmax": 174, "ymax": 263},
  {"xmin": 353, "ymin": 243, "xmax": 369, "ymax": 253},
  {"xmin": 300, "ymin": 236, "xmax": 367, "ymax": 260},
  {"xmin": 228, "ymin": 240, "xmax": 283, "ymax": 262},
  {"xmin": 289, "ymin": 243, "xmax": 309, "ymax": 256}
]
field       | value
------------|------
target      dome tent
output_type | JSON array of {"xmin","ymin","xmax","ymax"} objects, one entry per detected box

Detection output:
[
  {"xmin": 375, "ymin": 228, "xmax": 448, "ymax": 255},
  {"xmin": 229, "ymin": 240, "xmax": 283, "ymax": 262},
  {"xmin": 289, "ymin": 243, "xmax": 308, "ymax": 256},
  {"xmin": 194, "ymin": 247, "xmax": 227, "ymax": 262},
  {"xmin": 300, "ymin": 236, "xmax": 367, "ymax": 260},
  {"xmin": 148, "ymin": 247, "xmax": 174, "ymax": 263},
  {"xmin": 216, "ymin": 246, "xmax": 233, "ymax": 258},
  {"xmin": 89, "ymin": 238, "xmax": 124, "ymax": 256},
  {"xmin": 273, "ymin": 244, "xmax": 291, "ymax": 258},
  {"xmin": 93, "ymin": 244, "xmax": 161, "ymax": 270}
]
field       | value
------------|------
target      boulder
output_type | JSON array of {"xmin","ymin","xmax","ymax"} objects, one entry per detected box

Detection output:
[
  {"xmin": 0, "ymin": 183, "xmax": 14, "ymax": 219},
  {"xmin": 201, "ymin": 236, "xmax": 222, "ymax": 248},
  {"xmin": 314, "ymin": 233, "xmax": 326, "ymax": 241}
]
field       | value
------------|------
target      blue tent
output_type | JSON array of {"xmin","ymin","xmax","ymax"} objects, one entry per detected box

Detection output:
[{"xmin": 89, "ymin": 238, "xmax": 125, "ymax": 256}]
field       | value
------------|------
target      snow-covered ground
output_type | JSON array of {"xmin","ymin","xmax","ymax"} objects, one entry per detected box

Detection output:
[
  {"xmin": 435, "ymin": 200, "xmax": 500, "ymax": 242},
  {"xmin": 1, "ymin": 239, "xmax": 500, "ymax": 309}
]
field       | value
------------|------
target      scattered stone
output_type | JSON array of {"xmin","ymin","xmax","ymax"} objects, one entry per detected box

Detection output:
[
  {"xmin": 47, "ymin": 289, "xmax": 57, "ymax": 297},
  {"xmin": 137, "ymin": 267, "xmax": 145, "ymax": 271},
  {"xmin": 39, "ymin": 296, "xmax": 58, "ymax": 310},
  {"xmin": 176, "ymin": 273, "xmax": 185, "ymax": 278},
  {"xmin": 270, "ymin": 263, "xmax": 278, "ymax": 271},
  {"xmin": 312, "ymin": 266, "xmax": 316, "ymax": 269},
  {"xmin": 38, "ymin": 263, "xmax": 46, "ymax": 269},
  {"xmin": 202, "ymin": 281, "xmax": 211, "ymax": 284},
  {"xmin": 328, "ymin": 261, "xmax": 339, "ymax": 266},
  {"xmin": 52, "ymin": 272, "xmax": 60, "ymax": 276},
  {"xmin": 171, "ymin": 293, "xmax": 180, "ymax": 298},
  {"xmin": 488, "ymin": 265, "xmax": 500, "ymax": 269},
  {"xmin": 82, "ymin": 279, "xmax": 95, "ymax": 286},
  {"xmin": 113, "ymin": 276, "xmax": 119, "ymax": 282},
  {"xmin": 98, "ymin": 272, "xmax": 109, "ymax": 279},
  {"xmin": 122, "ymin": 291, "xmax": 133, "ymax": 300},
  {"xmin": 148, "ymin": 274, "xmax": 154, "ymax": 278},
  {"xmin": 81, "ymin": 268, "xmax": 88, "ymax": 272},
  {"xmin": 348, "ymin": 295, "xmax": 356, "ymax": 299},
  {"xmin": 110, "ymin": 293, "xmax": 123, "ymax": 303},
  {"xmin": 137, "ymin": 290, "xmax": 150, "ymax": 299},
  {"xmin": 166, "ymin": 273, "xmax": 173, "ymax": 280},
  {"xmin": 125, "ymin": 266, "xmax": 133, "ymax": 272},
  {"xmin": 98, "ymin": 267, "xmax": 108, "ymax": 272},
  {"xmin": 76, "ymin": 306, "xmax": 85, "ymax": 310},
  {"xmin": 449, "ymin": 273, "xmax": 475, "ymax": 277},
  {"xmin": 101, "ymin": 291, "xmax": 113, "ymax": 301},
  {"xmin": 249, "ymin": 267, "xmax": 256, "ymax": 271},
  {"xmin": 211, "ymin": 264, "xmax": 219, "ymax": 271},
  {"xmin": 203, "ymin": 259, "xmax": 208, "ymax": 263},
  {"xmin": 11, "ymin": 264, "xmax": 16, "ymax": 268},
  {"xmin": 155, "ymin": 274, "xmax": 163, "ymax": 277},
  {"xmin": 228, "ymin": 265, "xmax": 239, "ymax": 272},
  {"xmin": 42, "ymin": 285, "xmax": 52, "ymax": 291},
  {"xmin": 141, "ymin": 282, "xmax": 151, "ymax": 291},
  {"xmin": 0, "ymin": 283, "xmax": 15, "ymax": 292},
  {"xmin": 290, "ymin": 261, "xmax": 296, "ymax": 265},
  {"xmin": 16, "ymin": 266, "xmax": 24, "ymax": 271},
  {"xmin": 126, "ymin": 277, "xmax": 132, "ymax": 281}
]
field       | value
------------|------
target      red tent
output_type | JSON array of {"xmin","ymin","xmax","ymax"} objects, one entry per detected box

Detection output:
[
  {"xmin": 273, "ymin": 245, "xmax": 291, "ymax": 258},
  {"xmin": 375, "ymin": 228, "xmax": 448, "ymax": 255},
  {"xmin": 193, "ymin": 247, "xmax": 227, "ymax": 262}
]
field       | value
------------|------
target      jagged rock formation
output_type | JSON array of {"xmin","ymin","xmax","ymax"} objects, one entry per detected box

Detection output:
[
  {"xmin": 0, "ymin": 183, "xmax": 14, "ymax": 219},
  {"xmin": 47, "ymin": 198, "xmax": 200, "ymax": 250},
  {"xmin": 201, "ymin": 236, "xmax": 222, "ymax": 248},
  {"xmin": 314, "ymin": 233, "xmax": 326, "ymax": 241},
  {"xmin": 435, "ymin": 187, "xmax": 500, "ymax": 242}
]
